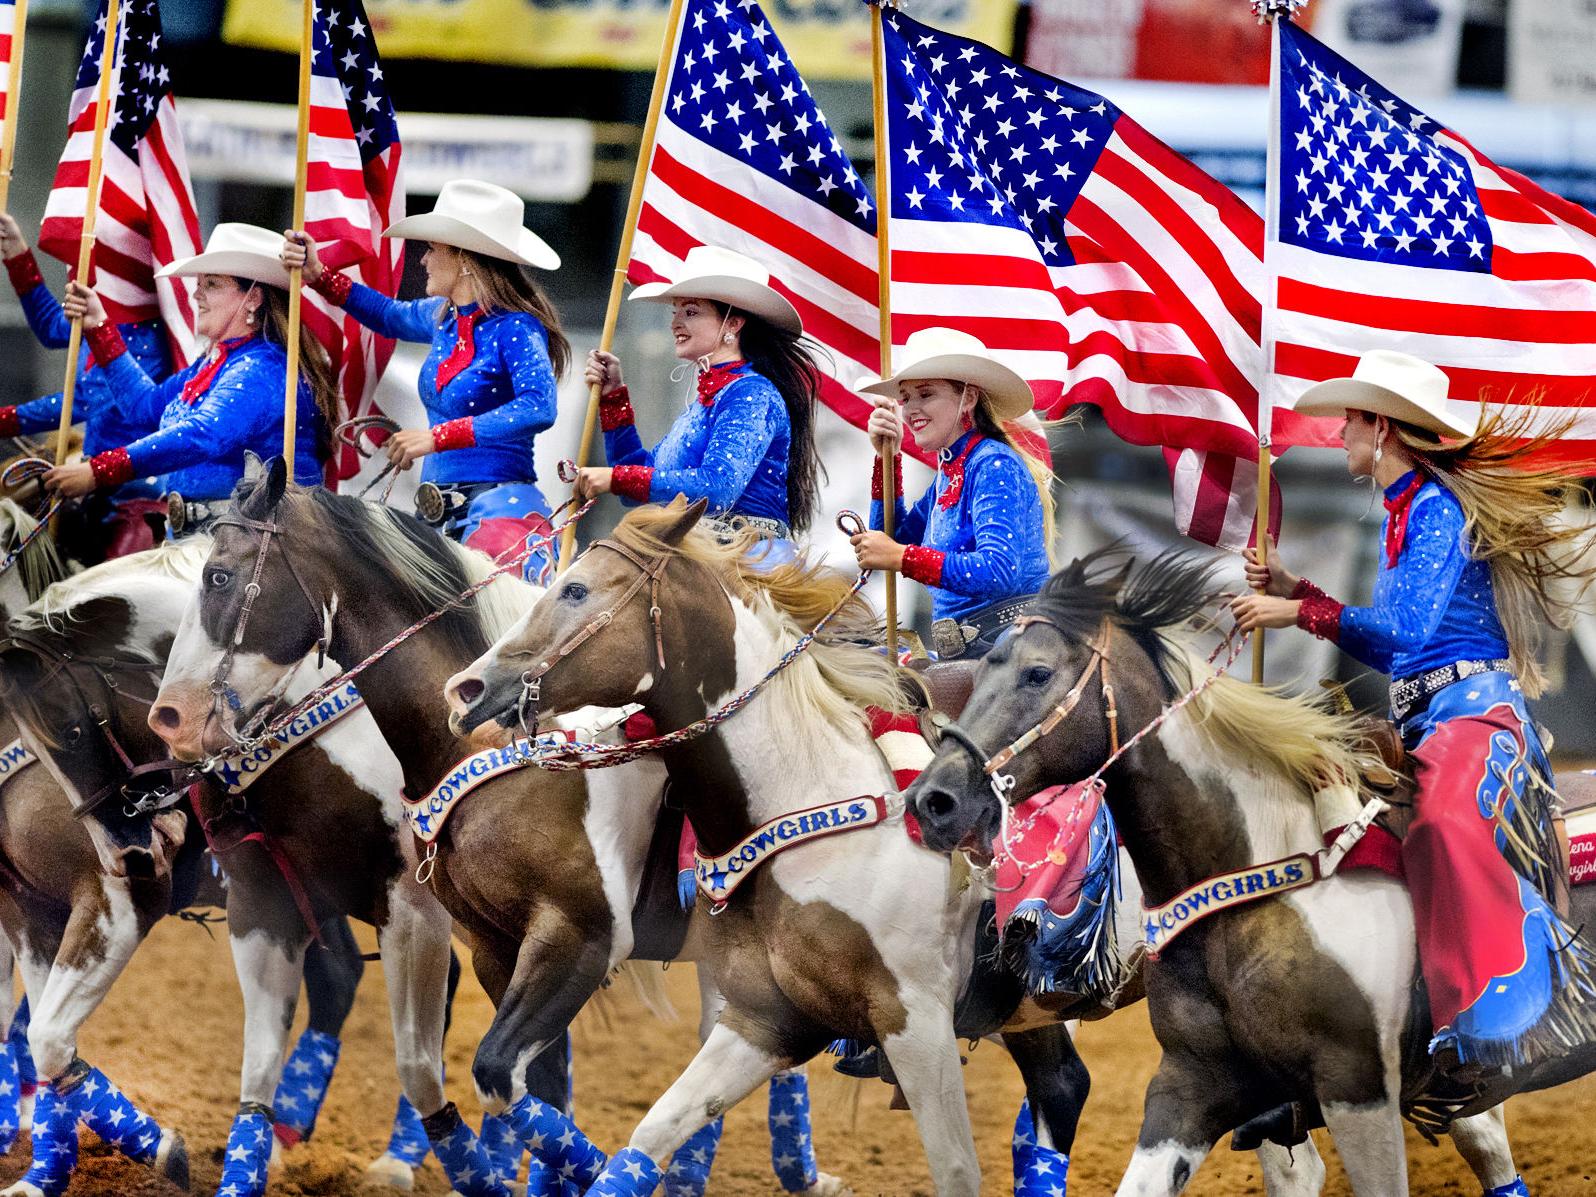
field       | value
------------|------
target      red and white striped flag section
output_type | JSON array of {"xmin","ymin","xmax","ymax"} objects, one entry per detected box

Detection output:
[
  {"xmin": 1269, "ymin": 20, "xmax": 1596, "ymax": 468},
  {"xmin": 0, "ymin": 0, "xmax": 18, "ymax": 136},
  {"xmin": 39, "ymin": 0, "xmax": 201, "ymax": 362},
  {"xmin": 299, "ymin": 0, "xmax": 403, "ymax": 482}
]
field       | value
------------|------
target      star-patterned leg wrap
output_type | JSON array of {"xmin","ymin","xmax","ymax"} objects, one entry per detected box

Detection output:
[
  {"xmin": 1012, "ymin": 1100, "xmax": 1036, "ymax": 1189},
  {"xmin": 1485, "ymin": 1179, "xmax": 1530, "ymax": 1197},
  {"xmin": 10, "ymin": 997, "xmax": 36, "ymax": 1119},
  {"xmin": 663, "ymin": 1116, "xmax": 721, "ymax": 1197},
  {"xmin": 585, "ymin": 1146, "xmax": 661, "ymax": 1197},
  {"xmin": 271, "ymin": 1028, "xmax": 340, "ymax": 1145},
  {"xmin": 421, "ymin": 1101, "xmax": 513, "ymax": 1197},
  {"xmin": 521, "ymin": 1154, "xmax": 565, "ymax": 1197},
  {"xmin": 70, "ymin": 1062, "xmax": 163, "ymax": 1166},
  {"xmin": 384, "ymin": 1094, "xmax": 431, "ymax": 1167},
  {"xmin": 0, "ymin": 1021, "xmax": 22, "ymax": 1152},
  {"xmin": 1015, "ymin": 1144, "xmax": 1070, "ymax": 1195},
  {"xmin": 480, "ymin": 1111, "xmax": 524, "ymax": 1184},
  {"xmin": 216, "ymin": 1103, "xmax": 274, "ymax": 1197},
  {"xmin": 502, "ymin": 1092, "xmax": 606, "ymax": 1188},
  {"xmin": 16, "ymin": 1084, "xmax": 80, "ymax": 1197},
  {"xmin": 767, "ymin": 1070, "xmax": 818, "ymax": 1191}
]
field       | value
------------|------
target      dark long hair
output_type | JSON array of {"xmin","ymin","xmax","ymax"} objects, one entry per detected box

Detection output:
[
  {"xmin": 248, "ymin": 280, "xmax": 337, "ymax": 463},
  {"xmin": 714, "ymin": 302, "xmax": 824, "ymax": 534},
  {"xmin": 437, "ymin": 248, "xmax": 571, "ymax": 380}
]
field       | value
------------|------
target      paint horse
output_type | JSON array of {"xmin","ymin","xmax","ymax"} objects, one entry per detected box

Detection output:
[
  {"xmin": 907, "ymin": 549, "xmax": 1583, "ymax": 1197},
  {"xmin": 145, "ymin": 462, "xmax": 847, "ymax": 1197},
  {"xmin": 0, "ymin": 535, "xmax": 475, "ymax": 1197}
]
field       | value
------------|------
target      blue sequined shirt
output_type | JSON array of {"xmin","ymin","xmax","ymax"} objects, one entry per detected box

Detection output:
[
  {"xmin": 603, "ymin": 363, "xmax": 792, "ymax": 524},
  {"xmin": 341, "ymin": 283, "xmax": 557, "ymax": 486},
  {"xmin": 872, "ymin": 431, "xmax": 1050, "ymax": 624}
]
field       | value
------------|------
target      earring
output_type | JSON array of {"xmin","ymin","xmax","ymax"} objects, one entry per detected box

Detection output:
[
  {"xmin": 960, "ymin": 411, "xmax": 974, "ymax": 431},
  {"xmin": 461, "ymin": 266, "xmax": 472, "ymax": 277},
  {"xmin": 245, "ymin": 311, "xmax": 255, "ymax": 325},
  {"xmin": 722, "ymin": 333, "xmax": 734, "ymax": 345}
]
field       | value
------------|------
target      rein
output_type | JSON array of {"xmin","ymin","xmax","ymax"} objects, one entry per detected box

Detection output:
[
  {"xmin": 333, "ymin": 416, "xmax": 402, "ymax": 504},
  {"xmin": 0, "ymin": 458, "xmax": 62, "ymax": 580}
]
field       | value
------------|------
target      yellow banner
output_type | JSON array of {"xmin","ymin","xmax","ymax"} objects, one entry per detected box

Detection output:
[{"xmin": 224, "ymin": 0, "xmax": 1018, "ymax": 79}]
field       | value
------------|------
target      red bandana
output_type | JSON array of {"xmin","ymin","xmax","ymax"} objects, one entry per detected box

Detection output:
[
  {"xmin": 180, "ymin": 336, "xmax": 252, "ymax": 406},
  {"xmin": 435, "ymin": 307, "xmax": 485, "ymax": 391},
  {"xmin": 935, "ymin": 433, "xmax": 984, "ymax": 510},
  {"xmin": 1382, "ymin": 472, "xmax": 1427, "ymax": 567},
  {"xmin": 696, "ymin": 360, "xmax": 746, "ymax": 406}
]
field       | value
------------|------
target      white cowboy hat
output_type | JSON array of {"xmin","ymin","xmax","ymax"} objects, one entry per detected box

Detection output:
[
  {"xmin": 1292, "ymin": 349, "xmax": 1478, "ymax": 439},
  {"xmin": 157, "ymin": 223, "xmax": 292, "ymax": 290},
  {"xmin": 857, "ymin": 327, "xmax": 1036, "ymax": 423},
  {"xmin": 629, "ymin": 245, "xmax": 802, "ymax": 335},
  {"xmin": 382, "ymin": 179, "xmax": 560, "ymax": 270}
]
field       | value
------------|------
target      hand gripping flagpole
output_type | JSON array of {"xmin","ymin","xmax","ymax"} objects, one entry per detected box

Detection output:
[
  {"xmin": 53, "ymin": 0, "xmax": 120, "ymax": 468},
  {"xmin": 870, "ymin": 0, "xmax": 899, "ymax": 658},
  {"xmin": 0, "ymin": 0, "xmax": 32, "ymax": 213},
  {"xmin": 282, "ymin": 0, "xmax": 314, "ymax": 474},
  {"xmin": 557, "ymin": 0, "xmax": 688, "ymax": 572}
]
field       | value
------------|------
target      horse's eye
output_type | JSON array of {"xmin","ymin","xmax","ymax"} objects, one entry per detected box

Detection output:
[
  {"xmin": 560, "ymin": 582, "xmax": 588, "ymax": 603},
  {"xmin": 63, "ymin": 724, "xmax": 83, "ymax": 746},
  {"xmin": 1022, "ymin": 665, "xmax": 1054, "ymax": 688},
  {"xmin": 207, "ymin": 569, "xmax": 232, "ymax": 589}
]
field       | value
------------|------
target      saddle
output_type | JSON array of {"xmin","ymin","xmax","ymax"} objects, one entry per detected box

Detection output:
[{"xmin": 905, "ymin": 657, "xmax": 978, "ymax": 740}]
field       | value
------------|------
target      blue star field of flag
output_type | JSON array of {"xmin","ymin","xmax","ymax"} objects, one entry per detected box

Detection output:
[
  {"xmin": 313, "ymin": 0, "xmax": 397, "ymax": 164},
  {"xmin": 881, "ymin": 10, "xmax": 1118, "ymax": 269},
  {"xmin": 78, "ymin": 0, "xmax": 173, "ymax": 154},
  {"xmin": 665, "ymin": 0, "xmax": 875, "ymax": 234},
  {"xmin": 1278, "ymin": 21, "xmax": 1491, "ymax": 273}
]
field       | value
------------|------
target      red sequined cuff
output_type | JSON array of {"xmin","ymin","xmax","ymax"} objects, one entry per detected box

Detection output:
[
  {"xmin": 599, "ymin": 385, "xmax": 636, "ymax": 433},
  {"xmin": 85, "ymin": 321, "xmax": 127, "ymax": 366},
  {"xmin": 900, "ymin": 544, "xmax": 945, "ymax": 587},
  {"xmin": 309, "ymin": 270, "xmax": 353, "ymax": 305},
  {"xmin": 89, "ymin": 447, "xmax": 134, "ymax": 489},
  {"xmin": 610, "ymin": 465, "xmax": 654, "ymax": 503},
  {"xmin": 1293, "ymin": 578, "xmax": 1344, "ymax": 643},
  {"xmin": 4, "ymin": 250, "xmax": 43, "ymax": 296},
  {"xmin": 871, "ymin": 454, "xmax": 904, "ymax": 502},
  {"xmin": 0, "ymin": 407, "xmax": 19, "ymax": 438},
  {"xmin": 431, "ymin": 417, "xmax": 475, "ymax": 452}
]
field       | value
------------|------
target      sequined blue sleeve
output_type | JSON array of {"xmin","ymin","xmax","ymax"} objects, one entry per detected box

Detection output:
[
  {"xmin": 646, "ymin": 378, "xmax": 777, "ymax": 509},
  {"xmin": 933, "ymin": 452, "xmax": 1037, "ymax": 598},
  {"xmin": 16, "ymin": 284, "xmax": 71, "ymax": 349},
  {"xmin": 470, "ymin": 316, "xmax": 558, "ymax": 442},
  {"xmin": 342, "ymin": 282, "xmax": 445, "ymax": 344},
  {"xmin": 871, "ymin": 481, "xmax": 931, "ymax": 546},
  {"xmin": 100, "ymin": 350, "xmax": 186, "ymax": 429},
  {"xmin": 1337, "ymin": 491, "xmax": 1469, "ymax": 674},
  {"xmin": 603, "ymin": 418, "xmax": 650, "ymax": 467},
  {"xmin": 121, "ymin": 360, "xmax": 283, "ymax": 478}
]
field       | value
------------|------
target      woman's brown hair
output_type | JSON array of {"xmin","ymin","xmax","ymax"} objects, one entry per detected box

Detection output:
[
  {"xmin": 247, "ymin": 280, "xmax": 338, "ymax": 463},
  {"xmin": 437, "ymin": 247, "xmax": 571, "ymax": 380}
]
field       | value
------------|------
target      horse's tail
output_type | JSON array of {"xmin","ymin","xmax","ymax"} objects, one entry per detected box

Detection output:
[{"xmin": 616, "ymin": 961, "xmax": 677, "ymax": 1023}]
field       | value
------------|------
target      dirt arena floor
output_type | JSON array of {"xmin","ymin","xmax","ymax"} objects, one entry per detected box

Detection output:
[{"xmin": 5, "ymin": 917, "xmax": 1593, "ymax": 1196}]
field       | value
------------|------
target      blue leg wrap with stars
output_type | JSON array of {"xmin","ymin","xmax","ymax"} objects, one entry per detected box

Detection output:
[
  {"xmin": 17, "ymin": 1084, "xmax": 79, "ymax": 1197},
  {"xmin": 216, "ymin": 1103, "xmax": 274, "ymax": 1197},
  {"xmin": 1485, "ymin": 1179, "xmax": 1530, "ymax": 1197},
  {"xmin": 767, "ymin": 1070, "xmax": 819, "ymax": 1191},
  {"xmin": 10, "ymin": 996, "xmax": 35, "ymax": 1102},
  {"xmin": 663, "ymin": 1116, "xmax": 721, "ymax": 1197},
  {"xmin": 73, "ymin": 1065, "xmax": 163, "ymax": 1166},
  {"xmin": 0, "ymin": 1021, "xmax": 21, "ymax": 1152},
  {"xmin": 502, "ymin": 1092, "xmax": 606, "ymax": 1188},
  {"xmin": 585, "ymin": 1146, "xmax": 662, "ymax": 1197},
  {"xmin": 1012, "ymin": 1100, "xmax": 1036, "ymax": 1189},
  {"xmin": 271, "ymin": 1028, "xmax": 339, "ymax": 1145},
  {"xmin": 481, "ymin": 1111, "xmax": 524, "ymax": 1184},
  {"xmin": 421, "ymin": 1101, "xmax": 512, "ymax": 1197},
  {"xmin": 383, "ymin": 1094, "xmax": 431, "ymax": 1167}
]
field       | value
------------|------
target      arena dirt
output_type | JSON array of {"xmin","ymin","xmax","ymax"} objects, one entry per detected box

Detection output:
[{"xmin": 9, "ymin": 917, "xmax": 1591, "ymax": 1195}]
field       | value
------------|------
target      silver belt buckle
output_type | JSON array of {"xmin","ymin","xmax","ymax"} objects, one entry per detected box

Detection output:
[
  {"xmin": 165, "ymin": 491, "xmax": 188, "ymax": 535},
  {"xmin": 930, "ymin": 617, "xmax": 975, "ymax": 659},
  {"xmin": 1457, "ymin": 660, "xmax": 1478, "ymax": 679}
]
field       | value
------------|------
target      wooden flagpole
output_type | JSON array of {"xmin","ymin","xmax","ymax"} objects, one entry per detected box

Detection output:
[
  {"xmin": 871, "ymin": 1, "xmax": 899, "ymax": 658},
  {"xmin": 282, "ymin": 0, "xmax": 314, "ymax": 473},
  {"xmin": 557, "ymin": 0, "xmax": 688, "ymax": 571},
  {"xmin": 54, "ymin": 0, "xmax": 120, "ymax": 467},
  {"xmin": 0, "ymin": 0, "xmax": 31, "ymax": 213}
]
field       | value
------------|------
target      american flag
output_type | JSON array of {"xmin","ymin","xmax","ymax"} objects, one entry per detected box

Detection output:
[
  {"xmin": 39, "ymin": 0, "xmax": 201, "ymax": 361},
  {"xmin": 878, "ymin": 9, "xmax": 1337, "ymax": 548},
  {"xmin": 0, "ymin": 0, "xmax": 19, "ymax": 146},
  {"xmin": 1272, "ymin": 21, "xmax": 1596, "ymax": 467},
  {"xmin": 300, "ymin": 0, "xmax": 403, "ymax": 482}
]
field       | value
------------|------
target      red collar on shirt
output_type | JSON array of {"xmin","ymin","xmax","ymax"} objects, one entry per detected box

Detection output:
[
  {"xmin": 180, "ymin": 335, "xmax": 254, "ymax": 406},
  {"xmin": 435, "ymin": 306, "xmax": 486, "ymax": 391},
  {"xmin": 696, "ymin": 359, "xmax": 747, "ymax": 406},
  {"xmin": 1382, "ymin": 471, "xmax": 1427, "ymax": 567},
  {"xmin": 935, "ymin": 432, "xmax": 984, "ymax": 510}
]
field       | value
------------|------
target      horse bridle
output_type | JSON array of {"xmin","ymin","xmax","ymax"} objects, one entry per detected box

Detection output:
[
  {"xmin": 0, "ymin": 632, "xmax": 198, "ymax": 819},
  {"xmin": 511, "ymin": 539, "xmax": 671, "ymax": 737}
]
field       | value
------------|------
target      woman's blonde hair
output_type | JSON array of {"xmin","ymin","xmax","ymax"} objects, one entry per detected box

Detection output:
[
  {"xmin": 1382, "ymin": 398, "xmax": 1595, "ymax": 697},
  {"xmin": 967, "ymin": 387, "xmax": 1066, "ymax": 566}
]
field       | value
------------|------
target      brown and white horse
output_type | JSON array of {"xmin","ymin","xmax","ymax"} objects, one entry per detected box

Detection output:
[{"xmin": 906, "ymin": 550, "xmax": 1572, "ymax": 1196}]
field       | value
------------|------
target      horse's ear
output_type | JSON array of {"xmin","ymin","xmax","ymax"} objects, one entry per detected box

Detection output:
[
  {"xmin": 263, "ymin": 456, "xmax": 289, "ymax": 509},
  {"xmin": 242, "ymin": 451, "xmax": 265, "ymax": 482},
  {"xmin": 658, "ymin": 496, "xmax": 709, "ymax": 546}
]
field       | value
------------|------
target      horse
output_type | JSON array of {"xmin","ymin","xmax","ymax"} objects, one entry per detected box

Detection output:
[
  {"xmin": 145, "ymin": 460, "xmax": 849, "ymax": 1197},
  {"xmin": 905, "ymin": 548, "xmax": 1573, "ymax": 1197},
  {"xmin": 0, "ymin": 531, "xmax": 473, "ymax": 1197}
]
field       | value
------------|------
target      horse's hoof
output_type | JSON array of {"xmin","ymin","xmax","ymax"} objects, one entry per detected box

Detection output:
[
  {"xmin": 799, "ymin": 1174, "xmax": 853, "ymax": 1197},
  {"xmin": 362, "ymin": 1153, "xmax": 417, "ymax": 1191},
  {"xmin": 156, "ymin": 1129, "xmax": 191, "ymax": 1190}
]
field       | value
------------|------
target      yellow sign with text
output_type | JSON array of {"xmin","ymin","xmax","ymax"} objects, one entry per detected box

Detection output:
[{"xmin": 224, "ymin": 0, "xmax": 1018, "ymax": 79}]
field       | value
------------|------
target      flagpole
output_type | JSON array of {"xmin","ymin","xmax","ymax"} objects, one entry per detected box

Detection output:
[
  {"xmin": 53, "ymin": 0, "xmax": 120, "ymax": 468},
  {"xmin": 871, "ymin": 0, "xmax": 899, "ymax": 658},
  {"xmin": 558, "ymin": 0, "xmax": 688, "ymax": 571},
  {"xmin": 282, "ymin": 0, "xmax": 314, "ymax": 474},
  {"xmin": 0, "ymin": 0, "xmax": 31, "ymax": 213}
]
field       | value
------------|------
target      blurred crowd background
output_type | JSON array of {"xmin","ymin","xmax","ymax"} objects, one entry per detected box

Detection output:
[{"xmin": 6, "ymin": 0, "xmax": 1596, "ymax": 748}]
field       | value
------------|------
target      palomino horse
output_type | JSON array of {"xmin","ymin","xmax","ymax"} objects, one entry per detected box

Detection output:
[
  {"xmin": 907, "ymin": 550, "xmax": 1574, "ymax": 1196},
  {"xmin": 0, "ymin": 533, "xmax": 470, "ymax": 1197},
  {"xmin": 146, "ymin": 461, "xmax": 847, "ymax": 1197}
]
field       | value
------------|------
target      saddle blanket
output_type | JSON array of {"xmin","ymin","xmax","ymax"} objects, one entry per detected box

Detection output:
[
  {"xmin": 1568, "ymin": 802, "xmax": 1596, "ymax": 887},
  {"xmin": 210, "ymin": 681, "xmax": 364, "ymax": 795}
]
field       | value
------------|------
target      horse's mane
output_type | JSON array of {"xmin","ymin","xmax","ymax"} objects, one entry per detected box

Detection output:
[
  {"xmin": 18, "ymin": 537, "xmax": 212, "ymax": 639},
  {"xmin": 609, "ymin": 505, "xmax": 913, "ymax": 735},
  {"xmin": 0, "ymin": 498, "xmax": 67, "ymax": 604},
  {"xmin": 1036, "ymin": 547, "xmax": 1375, "ymax": 798}
]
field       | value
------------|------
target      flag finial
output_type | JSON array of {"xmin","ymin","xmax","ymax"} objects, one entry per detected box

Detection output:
[{"xmin": 1250, "ymin": 0, "xmax": 1307, "ymax": 23}]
